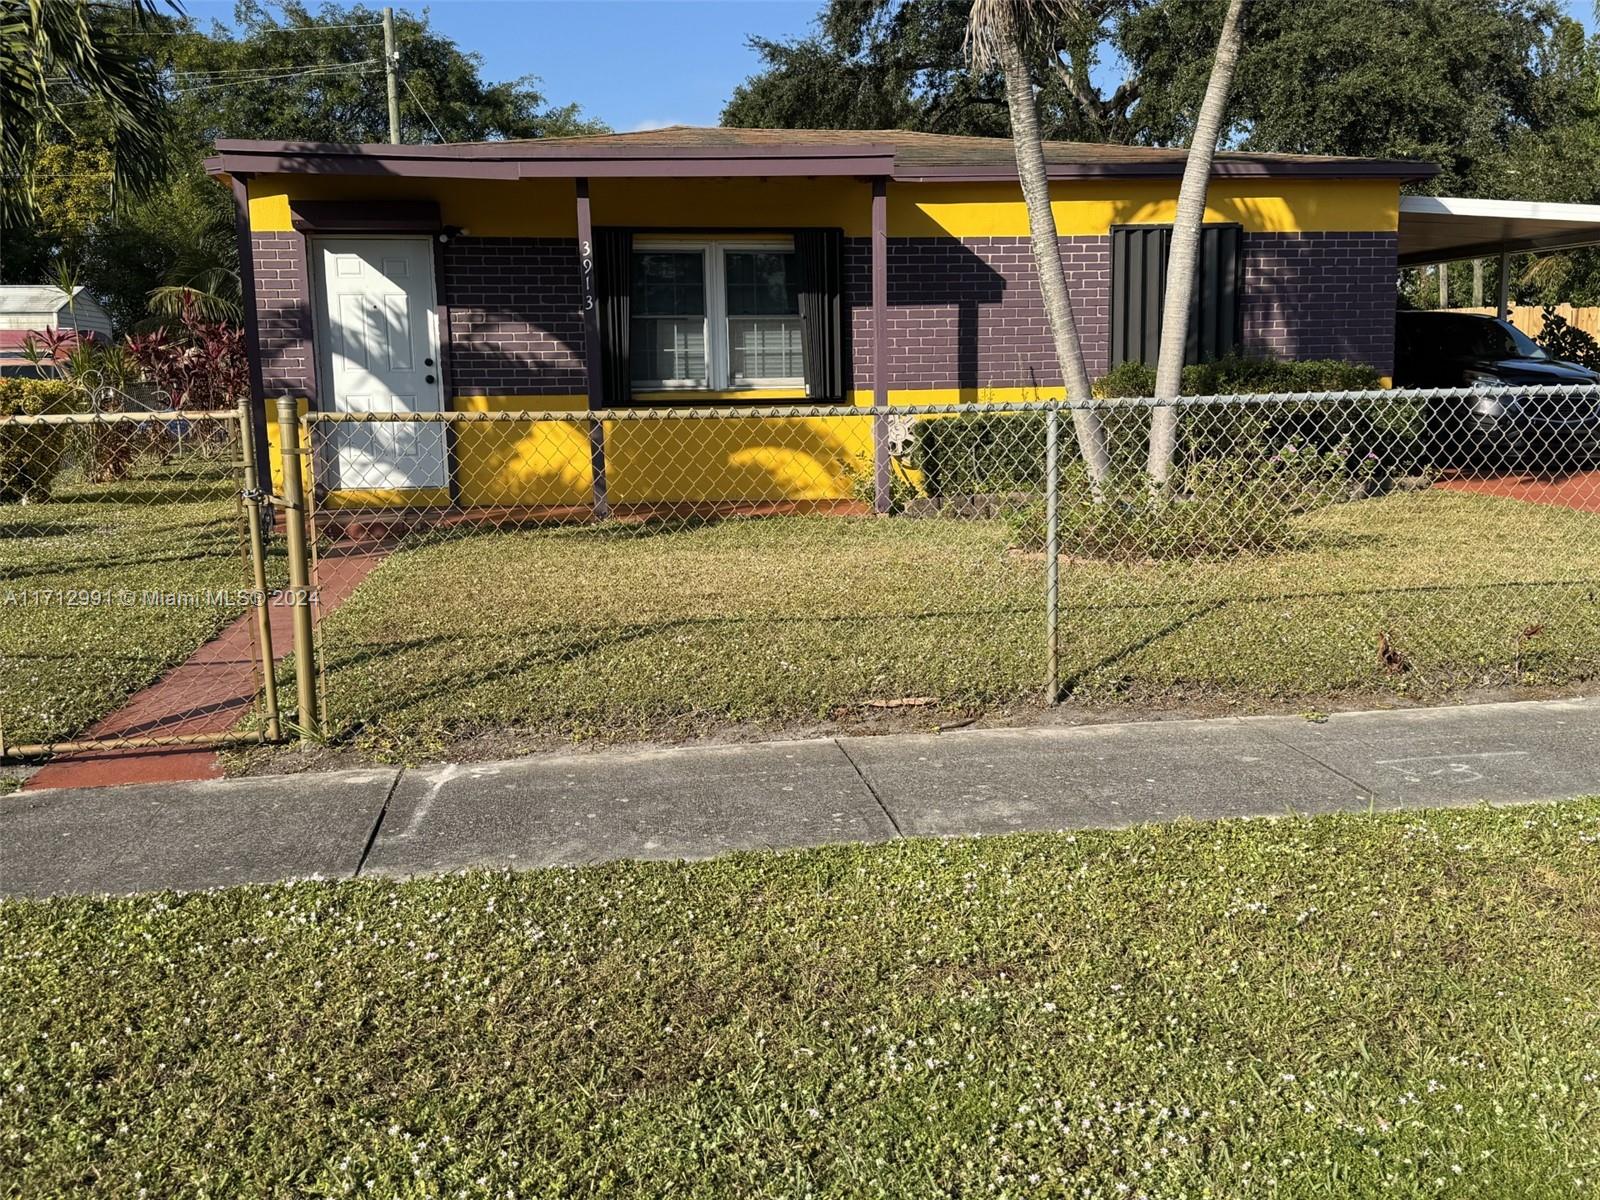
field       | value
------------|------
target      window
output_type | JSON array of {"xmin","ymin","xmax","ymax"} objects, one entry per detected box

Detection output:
[
  {"xmin": 1111, "ymin": 224, "xmax": 1243, "ymax": 368},
  {"xmin": 631, "ymin": 240, "xmax": 804, "ymax": 390}
]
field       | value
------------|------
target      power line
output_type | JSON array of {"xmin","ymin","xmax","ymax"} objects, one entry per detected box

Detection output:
[
  {"xmin": 402, "ymin": 73, "xmax": 446, "ymax": 142},
  {"xmin": 169, "ymin": 62, "xmax": 377, "ymax": 94},
  {"xmin": 144, "ymin": 21, "xmax": 384, "ymax": 36}
]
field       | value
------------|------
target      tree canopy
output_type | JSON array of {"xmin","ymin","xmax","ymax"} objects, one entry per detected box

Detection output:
[
  {"xmin": 724, "ymin": 0, "xmax": 1591, "ymax": 196},
  {"xmin": 4, "ymin": 0, "xmax": 604, "ymax": 331},
  {"xmin": 150, "ymin": 0, "xmax": 605, "ymax": 147}
]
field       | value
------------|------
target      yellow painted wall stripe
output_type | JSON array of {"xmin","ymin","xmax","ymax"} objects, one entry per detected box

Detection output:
[{"xmin": 248, "ymin": 175, "xmax": 1400, "ymax": 239}]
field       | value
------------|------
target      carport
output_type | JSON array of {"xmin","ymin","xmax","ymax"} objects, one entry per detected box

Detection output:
[{"xmin": 1398, "ymin": 195, "xmax": 1600, "ymax": 315}]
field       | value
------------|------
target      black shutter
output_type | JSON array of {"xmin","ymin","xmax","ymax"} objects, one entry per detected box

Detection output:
[
  {"xmin": 796, "ymin": 228, "xmax": 845, "ymax": 400},
  {"xmin": 594, "ymin": 229, "xmax": 631, "ymax": 406},
  {"xmin": 1111, "ymin": 224, "xmax": 1242, "ymax": 367}
]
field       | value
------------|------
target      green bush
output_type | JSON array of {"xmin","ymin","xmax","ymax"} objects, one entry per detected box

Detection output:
[
  {"xmin": 1009, "ymin": 442, "xmax": 1360, "ymax": 561},
  {"xmin": 0, "ymin": 378, "xmax": 73, "ymax": 502},
  {"xmin": 911, "ymin": 410, "xmax": 1050, "ymax": 496},
  {"xmin": 1534, "ymin": 306, "xmax": 1600, "ymax": 371},
  {"xmin": 912, "ymin": 357, "xmax": 1397, "ymax": 500}
]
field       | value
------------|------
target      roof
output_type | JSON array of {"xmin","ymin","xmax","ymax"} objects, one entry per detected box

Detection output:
[
  {"xmin": 0, "ymin": 285, "xmax": 83, "ymax": 316},
  {"xmin": 1398, "ymin": 195, "xmax": 1600, "ymax": 264},
  {"xmin": 207, "ymin": 125, "xmax": 1436, "ymax": 184}
]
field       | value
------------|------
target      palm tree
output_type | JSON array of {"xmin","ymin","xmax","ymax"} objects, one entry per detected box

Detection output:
[
  {"xmin": 965, "ymin": 0, "xmax": 1111, "ymax": 490},
  {"xmin": 0, "ymin": 0, "xmax": 173, "ymax": 227},
  {"xmin": 1145, "ymin": 0, "xmax": 1247, "ymax": 490}
]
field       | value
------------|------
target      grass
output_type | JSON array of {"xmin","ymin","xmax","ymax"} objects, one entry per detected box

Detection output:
[
  {"xmin": 317, "ymin": 489, "xmax": 1600, "ymax": 757},
  {"xmin": 0, "ymin": 466, "xmax": 254, "ymax": 746},
  {"xmin": 2, "ymin": 801, "xmax": 1597, "ymax": 1197}
]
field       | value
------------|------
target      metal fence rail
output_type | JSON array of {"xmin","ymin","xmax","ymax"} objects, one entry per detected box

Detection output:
[
  {"xmin": 288, "ymin": 384, "xmax": 1600, "ymax": 755},
  {"xmin": 0, "ymin": 405, "xmax": 282, "ymax": 759}
]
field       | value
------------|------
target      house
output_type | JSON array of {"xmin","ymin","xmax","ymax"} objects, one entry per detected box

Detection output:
[
  {"xmin": 0, "ymin": 285, "xmax": 113, "ymax": 377},
  {"xmin": 206, "ymin": 127, "xmax": 1436, "ymax": 510}
]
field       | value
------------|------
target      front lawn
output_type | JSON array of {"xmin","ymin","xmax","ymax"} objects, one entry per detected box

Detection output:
[
  {"xmin": 2, "ymin": 801, "xmax": 1597, "ymax": 1197},
  {"xmin": 0, "ymin": 470, "xmax": 253, "ymax": 746},
  {"xmin": 316, "ymin": 488, "xmax": 1600, "ymax": 756}
]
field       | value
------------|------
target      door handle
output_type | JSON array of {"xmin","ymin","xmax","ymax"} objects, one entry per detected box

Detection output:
[
  {"xmin": 425, "ymin": 374, "xmax": 436, "ymax": 384},
  {"xmin": 424, "ymin": 357, "xmax": 434, "ymax": 366}
]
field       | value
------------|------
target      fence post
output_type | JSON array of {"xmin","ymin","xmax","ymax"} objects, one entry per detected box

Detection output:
[
  {"xmin": 237, "ymin": 398, "xmax": 281, "ymax": 743},
  {"xmin": 1044, "ymin": 402, "xmax": 1061, "ymax": 705},
  {"xmin": 275, "ymin": 395, "xmax": 321, "ymax": 741}
]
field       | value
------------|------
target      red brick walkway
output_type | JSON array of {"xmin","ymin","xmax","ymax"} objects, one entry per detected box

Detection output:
[
  {"xmin": 24, "ymin": 549, "xmax": 386, "ymax": 790},
  {"xmin": 1437, "ymin": 468, "xmax": 1600, "ymax": 513}
]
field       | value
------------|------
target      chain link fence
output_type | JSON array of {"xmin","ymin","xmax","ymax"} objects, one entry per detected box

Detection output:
[
  {"xmin": 291, "ymin": 384, "xmax": 1600, "ymax": 757},
  {"xmin": 0, "ymin": 403, "xmax": 282, "ymax": 759}
]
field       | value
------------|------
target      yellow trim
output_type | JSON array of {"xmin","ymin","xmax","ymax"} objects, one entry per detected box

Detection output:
[
  {"xmin": 890, "ymin": 179, "xmax": 1401, "ymax": 237},
  {"xmin": 324, "ymin": 487, "xmax": 451, "ymax": 510},
  {"xmin": 249, "ymin": 175, "xmax": 1400, "ymax": 239},
  {"xmin": 247, "ymin": 176, "xmax": 580, "ymax": 237}
]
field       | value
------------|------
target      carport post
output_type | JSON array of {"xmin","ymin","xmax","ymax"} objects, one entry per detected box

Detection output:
[{"xmin": 1497, "ymin": 249, "xmax": 1511, "ymax": 320}]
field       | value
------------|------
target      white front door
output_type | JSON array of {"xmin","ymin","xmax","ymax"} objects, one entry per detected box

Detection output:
[{"xmin": 313, "ymin": 237, "xmax": 446, "ymax": 491}]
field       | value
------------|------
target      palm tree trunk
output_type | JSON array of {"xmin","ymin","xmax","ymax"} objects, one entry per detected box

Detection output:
[
  {"xmin": 1146, "ymin": 0, "xmax": 1247, "ymax": 489},
  {"xmin": 996, "ymin": 29, "xmax": 1112, "ymax": 490}
]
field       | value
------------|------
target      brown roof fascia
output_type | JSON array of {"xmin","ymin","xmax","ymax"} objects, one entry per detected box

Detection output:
[
  {"xmin": 207, "ymin": 140, "xmax": 898, "ymax": 180},
  {"xmin": 205, "ymin": 138, "xmax": 1436, "ymax": 185}
]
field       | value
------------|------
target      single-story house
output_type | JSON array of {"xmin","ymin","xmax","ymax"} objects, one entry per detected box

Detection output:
[
  {"xmin": 206, "ymin": 126, "xmax": 1438, "ymax": 511},
  {"xmin": 0, "ymin": 285, "xmax": 112, "ymax": 377}
]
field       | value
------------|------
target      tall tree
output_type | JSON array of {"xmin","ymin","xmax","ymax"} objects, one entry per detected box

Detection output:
[
  {"xmin": 965, "ymin": 0, "xmax": 1111, "ymax": 488},
  {"xmin": 1145, "ymin": 0, "xmax": 1245, "ymax": 489},
  {"xmin": 725, "ymin": 0, "xmax": 1118, "ymax": 141},
  {"xmin": 150, "ymin": 0, "xmax": 605, "ymax": 145},
  {"xmin": 0, "ymin": 0, "xmax": 171, "ymax": 226},
  {"xmin": 728, "ymin": 0, "xmax": 1569, "ymax": 195}
]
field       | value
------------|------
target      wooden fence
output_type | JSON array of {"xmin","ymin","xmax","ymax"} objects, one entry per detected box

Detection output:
[{"xmin": 1449, "ymin": 304, "xmax": 1600, "ymax": 340}]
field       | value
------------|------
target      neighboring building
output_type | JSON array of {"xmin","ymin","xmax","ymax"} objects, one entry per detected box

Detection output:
[
  {"xmin": 206, "ymin": 127, "xmax": 1435, "ymax": 509},
  {"xmin": 0, "ymin": 286, "xmax": 113, "ymax": 377}
]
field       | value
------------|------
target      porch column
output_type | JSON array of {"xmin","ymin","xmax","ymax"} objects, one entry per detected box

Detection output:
[
  {"xmin": 229, "ymin": 174, "xmax": 272, "ymax": 485},
  {"xmin": 575, "ymin": 177, "xmax": 610, "ymax": 519},
  {"xmin": 871, "ymin": 176, "xmax": 891, "ymax": 514},
  {"xmin": 1496, "ymin": 249, "xmax": 1511, "ymax": 320}
]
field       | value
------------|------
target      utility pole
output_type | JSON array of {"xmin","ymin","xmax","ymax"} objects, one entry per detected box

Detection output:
[{"xmin": 382, "ymin": 6, "xmax": 401, "ymax": 144}]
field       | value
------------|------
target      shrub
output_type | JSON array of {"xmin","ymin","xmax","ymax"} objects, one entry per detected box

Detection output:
[
  {"xmin": 911, "ymin": 410, "xmax": 1050, "ymax": 496},
  {"xmin": 1009, "ymin": 444, "xmax": 1355, "ymax": 562},
  {"xmin": 912, "ymin": 357, "xmax": 1396, "ymax": 500},
  {"xmin": 0, "ymin": 379, "xmax": 73, "ymax": 502},
  {"xmin": 1534, "ymin": 306, "xmax": 1600, "ymax": 372}
]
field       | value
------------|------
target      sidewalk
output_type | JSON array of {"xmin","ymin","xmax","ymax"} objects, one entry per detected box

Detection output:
[{"xmin": 3, "ymin": 696, "xmax": 1595, "ymax": 898}]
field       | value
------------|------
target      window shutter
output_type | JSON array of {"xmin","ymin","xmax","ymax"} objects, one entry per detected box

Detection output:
[
  {"xmin": 795, "ymin": 228, "xmax": 845, "ymax": 400},
  {"xmin": 1111, "ymin": 224, "xmax": 1243, "ymax": 368},
  {"xmin": 594, "ymin": 229, "xmax": 632, "ymax": 406}
]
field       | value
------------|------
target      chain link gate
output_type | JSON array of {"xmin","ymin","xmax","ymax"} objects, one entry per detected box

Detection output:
[{"xmin": 1, "ymin": 403, "xmax": 283, "ymax": 761}]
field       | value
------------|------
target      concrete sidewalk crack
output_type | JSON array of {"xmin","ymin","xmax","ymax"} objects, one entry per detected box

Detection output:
[
  {"xmin": 354, "ymin": 769, "xmax": 404, "ymax": 877},
  {"xmin": 833, "ymin": 738, "xmax": 903, "ymax": 838},
  {"xmin": 1258, "ymin": 727, "xmax": 1387, "ymax": 802}
]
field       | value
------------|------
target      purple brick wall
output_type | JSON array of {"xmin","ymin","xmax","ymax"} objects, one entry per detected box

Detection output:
[
  {"xmin": 250, "ymin": 233, "xmax": 315, "ymax": 401},
  {"xmin": 1241, "ymin": 232, "xmax": 1397, "ymax": 375},
  {"xmin": 248, "ymin": 228, "xmax": 1397, "ymax": 401},
  {"xmin": 441, "ymin": 237, "xmax": 587, "ymax": 395},
  {"xmin": 847, "ymin": 237, "xmax": 1109, "ymax": 392}
]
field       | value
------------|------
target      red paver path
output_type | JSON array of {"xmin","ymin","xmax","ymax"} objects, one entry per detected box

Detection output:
[
  {"xmin": 24, "ymin": 548, "xmax": 386, "ymax": 790},
  {"xmin": 1437, "ymin": 468, "xmax": 1600, "ymax": 513}
]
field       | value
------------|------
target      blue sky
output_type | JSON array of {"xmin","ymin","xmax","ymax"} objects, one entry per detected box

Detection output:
[
  {"xmin": 184, "ymin": 0, "xmax": 823, "ymax": 131},
  {"xmin": 185, "ymin": 0, "xmax": 1597, "ymax": 135}
]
